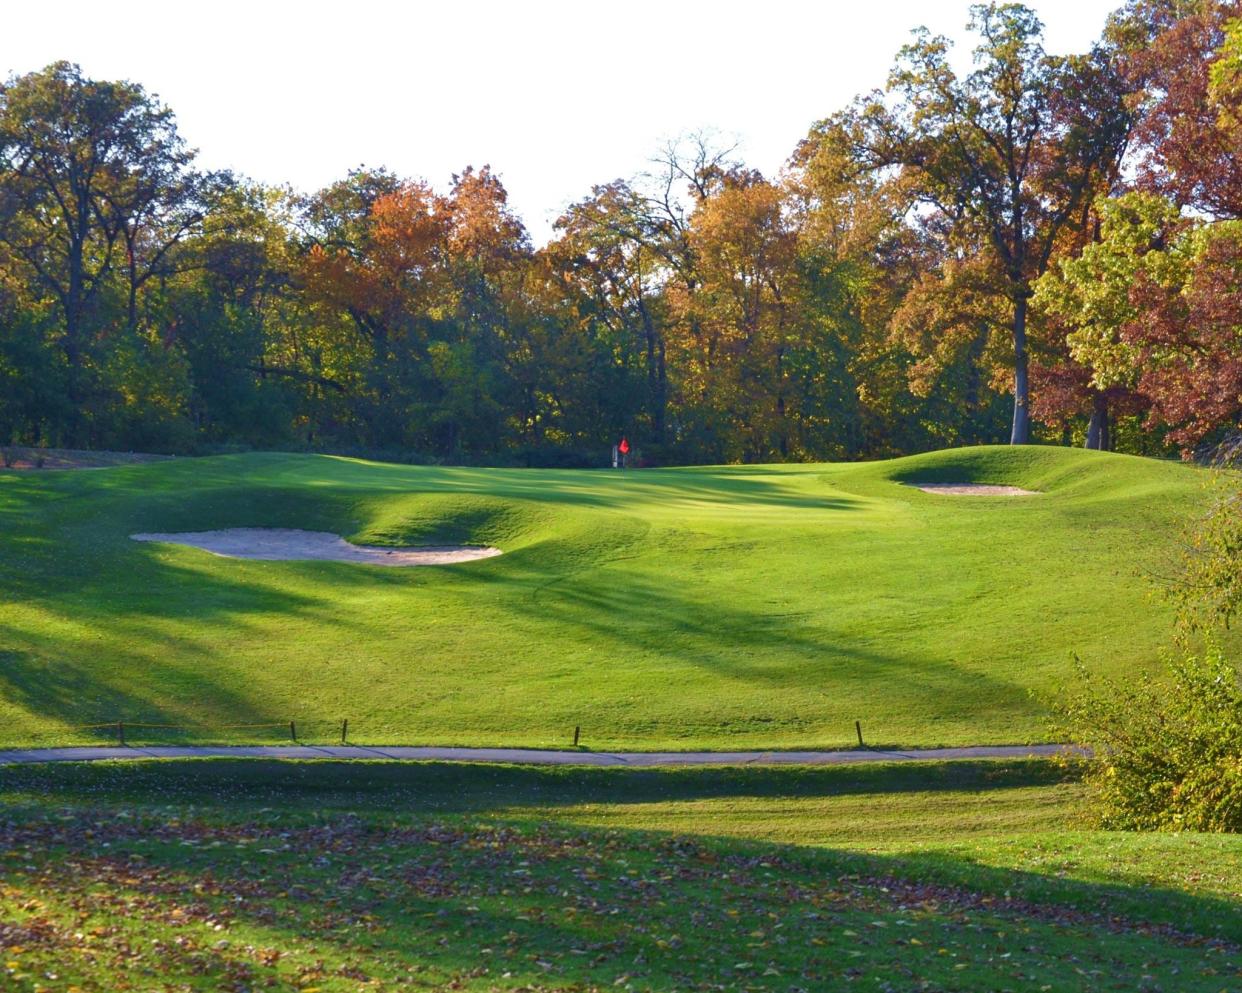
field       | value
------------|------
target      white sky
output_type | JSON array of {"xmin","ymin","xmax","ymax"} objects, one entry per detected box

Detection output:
[{"xmin": 2, "ymin": 0, "xmax": 1121, "ymax": 242}]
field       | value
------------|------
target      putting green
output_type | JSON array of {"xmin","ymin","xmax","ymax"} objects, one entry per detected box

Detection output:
[{"xmin": 0, "ymin": 445, "xmax": 1229, "ymax": 748}]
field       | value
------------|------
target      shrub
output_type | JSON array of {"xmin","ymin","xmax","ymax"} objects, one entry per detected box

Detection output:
[
  {"xmin": 1057, "ymin": 643, "xmax": 1242, "ymax": 832},
  {"xmin": 1170, "ymin": 477, "xmax": 1242, "ymax": 632}
]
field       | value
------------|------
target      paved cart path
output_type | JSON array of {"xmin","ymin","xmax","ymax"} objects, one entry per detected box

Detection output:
[{"xmin": 0, "ymin": 743, "xmax": 1082, "ymax": 766}]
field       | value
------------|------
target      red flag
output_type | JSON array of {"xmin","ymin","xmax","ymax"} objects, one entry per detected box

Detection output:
[{"xmin": 618, "ymin": 437, "xmax": 630, "ymax": 455}]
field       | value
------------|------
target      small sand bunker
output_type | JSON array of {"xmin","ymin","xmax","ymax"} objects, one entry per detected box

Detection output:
[
  {"xmin": 905, "ymin": 483, "xmax": 1039, "ymax": 496},
  {"xmin": 131, "ymin": 528, "xmax": 502, "ymax": 566}
]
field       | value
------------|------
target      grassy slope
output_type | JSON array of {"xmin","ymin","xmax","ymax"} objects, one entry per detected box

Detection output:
[
  {"xmin": 0, "ymin": 445, "xmax": 1227, "ymax": 748},
  {"xmin": 0, "ymin": 759, "xmax": 1239, "ymax": 992}
]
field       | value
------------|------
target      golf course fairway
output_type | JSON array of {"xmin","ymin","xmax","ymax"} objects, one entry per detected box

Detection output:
[{"xmin": 0, "ymin": 445, "xmax": 1230, "ymax": 748}]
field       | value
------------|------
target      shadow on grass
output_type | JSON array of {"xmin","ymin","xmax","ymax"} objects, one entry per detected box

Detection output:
[
  {"xmin": 0, "ymin": 642, "xmax": 284, "ymax": 739},
  {"xmin": 1, "ymin": 496, "xmax": 1034, "ymax": 745},
  {"xmin": 0, "ymin": 760, "xmax": 1238, "ymax": 992},
  {"xmin": 0, "ymin": 649, "xmax": 188, "ymax": 729},
  {"xmin": 9, "ymin": 452, "xmax": 866, "ymax": 513},
  {"xmin": 0, "ymin": 756, "xmax": 1079, "ymax": 806}
]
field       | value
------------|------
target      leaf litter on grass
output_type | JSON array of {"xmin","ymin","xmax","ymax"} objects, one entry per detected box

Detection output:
[{"xmin": 0, "ymin": 805, "xmax": 1239, "ymax": 993}]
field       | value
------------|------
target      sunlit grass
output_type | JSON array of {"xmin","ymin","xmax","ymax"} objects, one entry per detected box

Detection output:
[{"xmin": 0, "ymin": 445, "xmax": 1228, "ymax": 748}]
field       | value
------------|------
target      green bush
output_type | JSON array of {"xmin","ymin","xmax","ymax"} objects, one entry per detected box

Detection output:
[
  {"xmin": 1171, "ymin": 477, "xmax": 1242, "ymax": 632},
  {"xmin": 1057, "ymin": 644, "xmax": 1242, "ymax": 831}
]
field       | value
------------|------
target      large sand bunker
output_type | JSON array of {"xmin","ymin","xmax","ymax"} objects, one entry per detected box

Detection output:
[
  {"xmin": 131, "ymin": 528, "xmax": 502, "ymax": 565},
  {"xmin": 904, "ymin": 483, "xmax": 1038, "ymax": 496}
]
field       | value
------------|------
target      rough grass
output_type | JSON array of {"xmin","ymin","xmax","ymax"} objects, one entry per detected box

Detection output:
[
  {"xmin": 0, "ymin": 445, "xmax": 1230, "ymax": 748},
  {"xmin": 0, "ymin": 446, "xmax": 172, "ymax": 470},
  {"xmin": 0, "ymin": 759, "xmax": 1239, "ymax": 992}
]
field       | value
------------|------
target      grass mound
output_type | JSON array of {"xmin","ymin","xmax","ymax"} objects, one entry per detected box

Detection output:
[
  {"xmin": 0, "ymin": 445, "xmax": 1231, "ymax": 748},
  {"xmin": 879, "ymin": 445, "xmax": 1189, "ymax": 496},
  {"xmin": 352, "ymin": 493, "xmax": 550, "ymax": 550}
]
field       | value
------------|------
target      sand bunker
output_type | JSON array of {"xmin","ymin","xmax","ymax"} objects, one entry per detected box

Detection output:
[
  {"xmin": 131, "ymin": 528, "xmax": 502, "ymax": 565},
  {"xmin": 905, "ymin": 483, "xmax": 1038, "ymax": 496}
]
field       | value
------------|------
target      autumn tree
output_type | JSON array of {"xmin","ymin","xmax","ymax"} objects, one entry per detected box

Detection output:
[
  {"xmin": 1034, "ymin": 193, "xmax": 1242, "ymax": 453},
  {"xmin": 300, "ymin": 167, "xmax": 551, "ymax": 455},
  {"xmin": 543, "ymin": 134, "xmax": 743, "ymax": 457},
  {"xmin": 1116, "ymin": 0, "xmax": 1242, "ymax": 219},
  {"xmin": 854, "ymin": 4, "xmax": 1132, "ymax": 444},
  {"xmin": 431, "ymin": 166, "xmax": 531, "ymax": 454},
  {"xmin": 1033, "ymin": 5, "xmax": 1242, "ymax": 454},
  {"xmin": 1, "ymin": 10, "xmax": 1235, "ymax": 463},
  {"xmin": 663, "ymin": 169, "xmax": 798, "ymax": 459}
]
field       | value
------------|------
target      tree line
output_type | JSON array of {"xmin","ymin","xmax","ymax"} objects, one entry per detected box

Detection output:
[{"xmin": 0, "ymin": 0, "xmax": 1238, "ymax": 465}]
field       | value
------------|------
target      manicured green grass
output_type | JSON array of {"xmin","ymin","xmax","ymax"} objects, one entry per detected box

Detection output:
[
  {"xmin": 1, "ymin": 759, "xmax": 1238, "ymax": 992},
  {"xmin": 0, "ymin": 445, "xmax": 1229, "ymax": 748}
]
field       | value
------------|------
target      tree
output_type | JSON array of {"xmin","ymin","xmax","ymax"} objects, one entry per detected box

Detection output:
[
  {"xmin": 1035, "ymin": 192, "xmax": 1242, "ymax": 452},
  {"xmin": 1127, "ymin": 220, "xmax": 1242, "ymax": 449},
  {"xmin": 0, "ymin": 251, "xmax": 69, "ymax": 445},
  {"xmin": 1117, "ymin": 0, "xmax": 1242, "ymax": 220},
  {"xmin": 665, "ymin": 169, "xmax": 799, "ymax": 460},
  {"xmin": 856, "ymin": 4, "xmax": 1132, "ymax": 443},
  {"xmin": 785, "ymin": 118, "xmax": 918, "ymax": 457},
  {"xmin": 300, "ymin": 166, "xmax": 547, "ymax": 456},
  {"xmin": 1030, "ymin": 194, "xmax": 1172, "ymax": 448},
  {"xmin": 116, "ymin": 160, "xmax": 230, "ymax": 336},
  {"xmin": 542, "ymin": 133, "xmax": 746, "ymax": 458},
  {"xmin": 300, "ymin": 177, "xmax": 450, "ymax": 446},
  {"xmin": 1026, "ymin": 3, "xmax": 1242, "ymax": 454},
  {"xmin": 549, "ymin": 180, "xmax": 669, "ymax": 445},
  {"xmin": 1211, "ymin": 14, "xmax": 1242, "ymax": 119},
  {"xmin": 165, "ymin": 182, "xmax": 312, "ymax": 446},
  {"xmin": 435, "ymin": 166, "xmax": 530, "ymax": 454},
  {"xmin": 0, "ymin": 62, "xmax": 203, "ymax": 443}
]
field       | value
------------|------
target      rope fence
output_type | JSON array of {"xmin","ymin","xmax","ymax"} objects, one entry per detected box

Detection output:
[
  {"xmin": 57, "ymin": 719, "xmax": 352, "ymax": 746},
  {"xmin": 14, "ymin": 719, "xmax": 880, "ymax": 750}
]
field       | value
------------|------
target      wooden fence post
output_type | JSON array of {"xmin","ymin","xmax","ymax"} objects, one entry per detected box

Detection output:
[
  {"xmin": 573, "ymin": 725, "xmax": 580, "ymax": 747},
  {"xmin": 289, "ymin": 720, "xmax": 297, "ymax": 742},
  {"xmin": 855, "ymin": 720, "xmax": 864, "ymax": 748}
]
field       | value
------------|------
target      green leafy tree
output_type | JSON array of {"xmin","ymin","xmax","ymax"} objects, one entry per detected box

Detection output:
[
  {"xmin": 548, "ymin": 180, "xmax": 669, "ymax": 447},
  {"xmin": 1033, "ymin": 193, "xmax": 1178, "ymax": 393},
  {"xmin": 0, "ymin": 62, "xmax": 203, "ymax": 444}
]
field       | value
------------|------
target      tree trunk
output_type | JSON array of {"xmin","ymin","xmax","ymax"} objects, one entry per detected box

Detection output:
[
  {"xmin": 63, "ymin": 234, "xmax": 88, "ymax": 447},
  {"xmin": 1085, "ymin": 392, "xmax": 1110, "ymax": 451},
  {"xmin": 638, "ymin": 298, "xmax": 666, "ymax": 443},
  {"xmin": 1010, "ymin": 296, "xmax": 1030, "ymax": 445},
  {"xmin": 127, "ymin": 238, "xmax": 139, "ymax": 333},
  {"xmin": 655, "ymin": 336, "xmax": 667, "ymax": 442}
]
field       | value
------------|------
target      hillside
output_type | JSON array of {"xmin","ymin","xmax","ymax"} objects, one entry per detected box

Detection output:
[{"xmin": 0, "ymin": 446, "xmax": 1226, "ymax": 748}]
